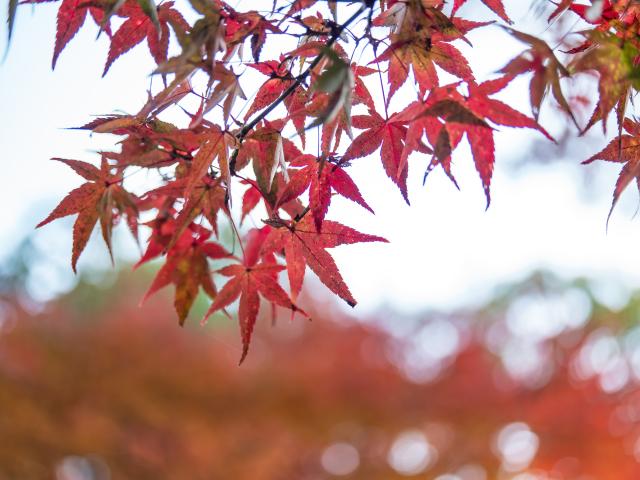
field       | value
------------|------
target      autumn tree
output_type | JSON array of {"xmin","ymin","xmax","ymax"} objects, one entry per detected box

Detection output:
[{"xmin": 7, "ymin": 0, "xmax": 640, "ymax": 360}]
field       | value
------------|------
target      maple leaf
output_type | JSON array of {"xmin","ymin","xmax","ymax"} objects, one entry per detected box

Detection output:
[
  {"xmin": 374, "ymin": 30, "xmax": 473, "ymax": 103},
  {"xmin": 570, "ymin": 31, "xmax": 638, "ymax": 134},
  {"xmin": 288, "ymin": 44, "xmax": 366, "ymax": 148},
  {"xmin": 451, "ymin": 0, "xmax": 511, "ymax": 23},
  {"xmin": 202, "ymin": 64, "xmax": 246, "ymax": 124},
  {"xmin": 297, "ymin": 61, "xmax": 375, "ymax": 154},
  {"xmin": 134, "ymin": 210, "xmax": 180, "ymax": 268},
  {"xmin": 398, "ymin": 106, "xmax": 461, "ymax": 187},
  {"xmin": 240, "ymin": 180, "xmax": 263, "ymax": 224},
  {"xmin": 262, "ymin": 216, "xmax": 387, "ymax": 306},
  {"xmin": 285, "ymin": 0, "xmax": 318, "ymax": 16},
  {"xmin": 554, "ymin": 0, "xmax": 619, "ymax": 25},
  {"xmin": 500, "ymin": 28, "xmax": 578, "ymax": 128},
  {"xmin": 243, "ymin": 59, "xmax": 311, "ymax": 144},
  {"xmin": 153, "ymin": 2, "xmax": 224, "ymax": 78},
  {"xmin": 223, "ymin": 9, "xmax": 280, "ymax": 62},
  {"xmin": 145, "ymin": 174, "xmax": 228, "ymax": 246},
  {"xmin": 305, "ymin": 49, "xmax": 356, "ymax": 137},
  {"xmin": 36, "ymin": 157, "xmax": 138, "ymax": 272},
  {"xmin": 244, "ymin": 61, "xmax": 295, "ymax": 121},
  {"xmin": 278, "ymin": 154, "xmax": 373, "ymax": 231},
  {"xmin": 78, "ymin": 115, "xmax": 146, "ymax": 134},
  {"xmin": 103, "ymin": 1, "xmax": 189, "ymax": 76},
  {"xmin": 372, "ymin": 2, "xmax": 481, "ymax": 102},
  {"xmin": 304, "ymin": 94, "xmax": 352, "ymax": 155},
  {"xmin": 351, "ymin": 64, "xmax": 377, "ymax": 110},
  {"xmin": 398, "ymin": 80, "xmax": 553, "ymax": 206},
  {"xmin": 143, "ymin": 225, "xmax": 231, "ymax": 325},
  {"xmin": 78, "ymin": 118, "xmax": 216, "ymax": 171},
  {"xmin": 234, "ymin": 120, "xmax": 302, "ymax": 202},
  {"xmin": 184, "ymin": 128, "xmax": 234, "ymax": 198},
  {"xmin": 343, "ymin": 109, "xmax": 420, "ymax": 203},
  {"xmin": 204, "ymin": 227, "xmax": 304, "ymax": 363},
  {"xmin": 137, "ymin": 78, "xmax": 193, "ymax": 119},
  {"xmin": 30, "ymin": 0, "xmax": 111, "ymax": 68},
  {"xmin": 583, "ymin": 117, "xmax": 640, "ymax": 223}
]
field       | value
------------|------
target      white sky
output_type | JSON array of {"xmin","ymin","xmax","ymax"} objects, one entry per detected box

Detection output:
[{"xmin": 1, "ymin": 1, "xmax": 639, "ymax": 314}]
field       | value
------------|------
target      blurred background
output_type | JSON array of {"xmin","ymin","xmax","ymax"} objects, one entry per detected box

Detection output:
[
  {"xmin": 2, "ymin": 0, "xmax": 640, "ymax": 478},
  {"xmin": 2, "ymin": 245, "xmax": 640, "ymax": 479}
]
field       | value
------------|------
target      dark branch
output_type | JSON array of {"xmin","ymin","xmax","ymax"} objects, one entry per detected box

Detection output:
[{"xmin": 230, "ymin": 3, "xmax": 368, "ymax": 174}]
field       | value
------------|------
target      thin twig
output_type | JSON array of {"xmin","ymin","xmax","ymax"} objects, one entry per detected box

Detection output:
[{"xmin": 230, "ymin": 3, "xmax": 369, "ymax": 174}]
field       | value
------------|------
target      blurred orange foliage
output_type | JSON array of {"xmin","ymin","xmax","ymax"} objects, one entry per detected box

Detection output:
[{"xmin": 0, "ymin": 272, "xmax": 639, "ymax": 479}]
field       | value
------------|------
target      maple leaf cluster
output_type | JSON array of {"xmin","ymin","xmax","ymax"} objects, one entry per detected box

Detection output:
[{"xmin": 11, "ymin": 0, "xmax": 640, "ymax": 360}]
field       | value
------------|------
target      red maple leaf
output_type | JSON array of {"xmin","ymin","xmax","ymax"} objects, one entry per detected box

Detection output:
[
  {"xmin": 240, "ymin": 180, "xmax": 263, "ymax": 224},
  {"xmin": 234, "ymin": 119, "xmax": 302, "ymax": 199},
  {"xmin": 261, "ymin": 216, "xmax": 387, "ymax": 305},
  {"xmin": 223, "ymin": 9, "xmax": 280, "ymax": 62},
  {"xmin": 571, "ymin": 31, "xmax": 635, "ymax": 135},
  {"xmin": 203, "ymin": 227, "xmax": 304, "ymax": 363},
  {"xmin": 300, "ymin": 63, "xmax": 375, "ymax": 155},
  {"xmin": 343, "ymin": 109, "xmax": 429, "ymax": 203},
  {"xmin": 556, "ymin": 0, "xmax": 618, "ymax": 25},
  {"xmin": 399, "ymin": 79, "xmax": 552, "ymax": 206},
  {"xmin": 451, "ymin": 0, "xmax": 511, "ymax": 23},
  {"xmin": 244, "ymin": 61, "xmax": 309, "ymax": 141},
  {"xmin": 500, "ymin": 28, "xmax": 578, "ymax": 127},
  {"xmin": 583, "ymin": 118, "xmax": 640, "ymax": 223},
  {"xmin": 277, "ymin": 154, "xmax": 373, "ymax": 231},
  {"xmin": 374, "ymin": 31, "xmax": 473, "ymax": 103},
  {"xmin": 143, "ymin": 225, "xmax": 231, "ymax": 325},
  {"xmin": 134, "ymin": 209, "xmax": 179, "ymax": 269},
  {"xmin": 351, "ymin": 64, "xmax": 377, "ymax": 110},
  {"xmin": 145, "ymin": 174, "xmax": 228, "ymax": 244},
  {"xmin": 29, "ymin": 0, "xmax": 111, "ymax": 69},
  {"xmin": 36, "ymin": 157, "xmax": 138, "ymax": 272},
  {"xmin": 371, "ymin": 5, "xmax": 484, "ymax": 104},
  {"xmin": 244, "ymin": 61, "xmax": 294, "ymax": 121},
  {"xmin": 103, "ymin": 1, "xmax": 189, "ymax": 76}
]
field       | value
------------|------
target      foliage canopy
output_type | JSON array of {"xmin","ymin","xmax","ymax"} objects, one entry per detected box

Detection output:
[{"xmin": 8, "ymin": 0, "xmax": 640, "ymax": 360}]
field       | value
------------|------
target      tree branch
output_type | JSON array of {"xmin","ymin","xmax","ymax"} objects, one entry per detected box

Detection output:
[{"xmin": 230, "ymin": 3, "xmax": 368, "ymax": 174}]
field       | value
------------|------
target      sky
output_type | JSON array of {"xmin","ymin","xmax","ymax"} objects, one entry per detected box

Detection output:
[{"xmin": 1, "ymin": 0, "xmax": 639, "ymax": 315}]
